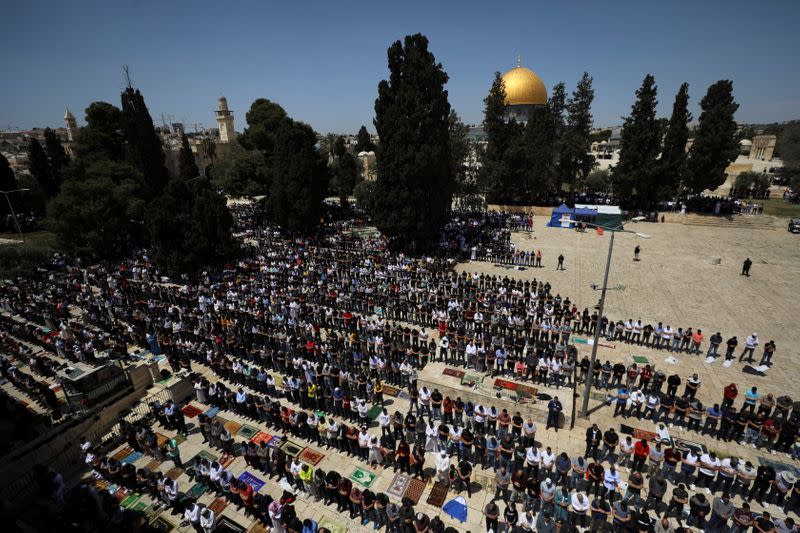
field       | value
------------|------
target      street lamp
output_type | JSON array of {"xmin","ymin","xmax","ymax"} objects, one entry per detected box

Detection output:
[
  {"xmin": 579, "ymin": 223, "xmax": 650, "ymax": 418},
  {"xmin": 0, "ymin": 188, "xmax": 30, "ymax": 243}
]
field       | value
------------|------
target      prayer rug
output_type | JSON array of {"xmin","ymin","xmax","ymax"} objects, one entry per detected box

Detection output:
[
  {"xmin": 403, "ymin": 477, "xmax": 427, "ymax": 505},
  {"xmin": 248, "ymin": 523, "xmax": 270, "ymax": 533},
  {"xmin": 132, "ymin": 500, "xmax": 149, "ymax": 512},
  {"xmin": 758, "ymin": 457, "xmax": 800, "ymax": 477},
  {"xmin": 190, "ymin": 450, "xmax": 219, "ymax": 464},
  {"xmin": 494, "ymin": 378, "xmax": 519, "ymax": 391},
  {"xmin": 672, "ymin": 437, "xmax": 707, "ymax": 456},
  {"xmin": 475, "ymin": 473, "xmax": 495, "ymax": 492},
  {"xmin": 114, "ymin": 487, "xmax": 129, "ymax": 502},
  {"xmin": 151, "ymin": 516, "xmax": 175, "ymax": 531},
  {"xmin": 219, "ymin": 452, "xmax": 236, "ymax": 468},
  {"xmin": 165, "ymin": 467, "xmax": 183, "ymax": 480},
  {"xmin": 590, "ymin": 392, "xmax": 610, "ymax": 402},
  {"xmin": 238, "ymin": 471, "xmax": 266, "ymax": 493},
  {"xmin": 145, "ymin": 459, "xmax": 162, "ymax": 472},
  {"xmin": 111, "ymin": 446, "xmax": 133, "ymax": 461},
  {"xmin": 280, "ymin": 439, "xmax": 304, "ymax": 457},
  {"xmin": 237, "ymin": 425, "xmax": 259, "ymax": 439},
  {"xmin": 349, "ymin": 466, "xmax": 377, "ymax": 488},
  {"xmin": 173, "ymin": 433, "xmax": 186, "ymax": 445},
  {"xmin": 181, "ymin": 404, "xmax": 203, "ymax": 418},
  {"xmin": 426, "ymin": 481, "xmax": 448, "ymax": 507},
  {"xmin": 122, "ymin": 451, "xmax": 143, "ymax": 464},
  {"xmin": 224, "ymin": 420, "xmax": 242, "ymax": 435},
  {"xmin": 516, "ymin": 383, "xmax": 538, "ymax": 397},
  {"xmin": 442, "ymin": 367, "xmax": 466, "ymax": 379},
  {"xmin": 386, "ymin": 472, "xmax": 411, "ymax": 500},
  {"xmin": 367, "ymin": 404, "xmax": 383, "ymax": 420},
  {"xmin": 188, "ymin": 482, "xmax": 208, "ymax": 499},
  {"xmin": 632, "ymin": 355, "xmax": 650, "ymax": 365},
  {"xmin": 208, "ymin": 497, "xmax": 229, "ymax": 514},
  {"xmin": 298, "ymin": 447, "xmax": 325, "ymax": 466},
  {"xmin": 214, "ymin": 415, "xmax": 230, "ymax": 426},
  {"xmin": 632, "ymin": 428, "xmax": 657, "ymax": 442},
  {"xmin": 318, "ymin": 516, "xmax": 347, "ymax": 533},
  {"xmin": 573, "ymin": 337, "xmax": 589, "ymax": 345},
  {"xmin": 460, "ymin": 374, "xmax": 483, "ymax": 387},
  {"xmin": 94, "ymin": 479, "xmax": 109, "ymax": 491},
  {"xmin": 204, "ymin": 406, "xmax": 220, "ymax": 418},
  {"xmin": 250, "ymin": 431, "xmax": 273, "ymax": 445},
  {"xmin": 267, "ymin": 435, "xmax": 284, "ymax": 449},
  {"xmin": 382, "ymin": 384, "xmax": 400, "ymax": 397},
  {"xmin": 155, "ymin": 433, "xmax": 168, "ymax": 448}
]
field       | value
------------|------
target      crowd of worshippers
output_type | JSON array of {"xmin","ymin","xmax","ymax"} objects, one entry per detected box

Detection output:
[{"xmin": 175, "ymin": 366, "xmax": 798, "ymax": 532}]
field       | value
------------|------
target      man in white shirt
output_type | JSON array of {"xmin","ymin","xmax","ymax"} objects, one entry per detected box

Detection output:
[
  {"xmin": 603, "ymin": 464, "xmax": 621, "ymax": 503},
  {"xmin": 379, "ymin": 409, "xmax": 391, "ymax": 437},
  {"xmin": 740, "ymin": 333, "xmax": 758, "ymax": 363},
  {"xmin": 571, "ymin": 491, "xmax": 590, "ymax": 528},
  {"xmin": 183, "ymin": 501, "xmax": 202, "ymax": 528},
  {"xmin": 698, "ymin": 452, "xmax": 720, "ymax": 491},
  {"xmin": 200, "ymin": 508, "xmax": 216, "ymax": 533},
  {"xmin": 435, "ymin": 450, "xmax": 450, "ymax": 484}
]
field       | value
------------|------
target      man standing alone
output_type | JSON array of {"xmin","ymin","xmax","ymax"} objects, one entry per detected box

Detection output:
[
  {"xmin": 557, "ymin": 254, "xmax": 565, "ymax": 270},
  {"xmin": 741, "ymin": 257, "xmax": 752, "ymax": 276}
]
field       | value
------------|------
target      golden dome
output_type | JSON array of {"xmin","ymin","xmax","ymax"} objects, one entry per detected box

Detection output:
[{"xmin": 501, "ymin": 65, "xmax": 547, "ymax": 106}]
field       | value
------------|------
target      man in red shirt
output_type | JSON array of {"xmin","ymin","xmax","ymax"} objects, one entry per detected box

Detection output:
[
  {"xmin": 632, "ymin": 439, "xmax": 650, "ymax": 473},
  {"xmin": 722, "ymin": 383, "xmax": 738, "ymax": 409}
]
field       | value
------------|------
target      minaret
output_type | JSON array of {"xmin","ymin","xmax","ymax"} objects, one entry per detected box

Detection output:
[
  {"xmin": 215, "ymin": 97, "xmax": 235, "ymax": 143},
  {"xmin": 64, "ymin": 108, "xmax": 77, "ymax": 142}
]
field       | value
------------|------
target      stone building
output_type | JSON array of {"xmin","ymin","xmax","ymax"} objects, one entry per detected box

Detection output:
[
  {"xmin": 215, "ymin": 97, "xmax": 235, "ymax": 143},
  {"xmin": 750, "ymin": 134, "xmax": 776, "ymax": 161}
]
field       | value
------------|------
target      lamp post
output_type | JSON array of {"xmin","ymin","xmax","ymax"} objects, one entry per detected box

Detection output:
[
  {"xmin": 579, "ymin": 223, "xmax": 650, "ymax": 418},
  {"xmin": 0, "ymin": 188, "xmax": 30, "ymax": 243}
]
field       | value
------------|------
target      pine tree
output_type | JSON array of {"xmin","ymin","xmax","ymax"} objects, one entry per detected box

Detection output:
[
  {"xmin": 43, "ymin": 128, "xmax": 69, "ymax": 195},
  {"xmin": 120, "ymin": 86, "xmax": 169, "ymax": 197},
  {"xmin": 178, "ymin": 134, "xmax": 200, "ymax": 180},
  {"xmin": 563, "ymin": 73, "xmax": 595, "ymax": 197},
  {"xmin": 686, "ymin": 80, "xmax": 739, "ymax": 193},
  {"xmin": 659, "ymin": 83, "xmax": 691, "ymax": 199},
  {"xmin": 612, "ymin": 74, "xmax": 661, "ymax": 205},
  {"xmin": 371, "ymin": 33, "xmax": 453, "ymax": 245},
  {"xmin": 28, "ymin": 138, "xmax": 58, "ymax": 198}
]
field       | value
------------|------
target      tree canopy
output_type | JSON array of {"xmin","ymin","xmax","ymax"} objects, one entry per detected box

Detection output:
[
  {"xmin": 178, "ymin": 134, "xmax": 200, "ymax": 180},
  {"xmin": 658, "ymin": 83, "xmax": 691, "ymax": 200},
  {"xmin": 370, "ymin": 33, "xmax": 454, "ymax": 245},
  {"xmin": 355, "ymin": 126, "xmax": 376, "ymax": 152}
]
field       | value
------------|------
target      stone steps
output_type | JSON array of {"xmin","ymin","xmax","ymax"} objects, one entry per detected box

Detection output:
[{"xmin": 682, "ymin": 215, "xmax": 776, "ymax": 230}]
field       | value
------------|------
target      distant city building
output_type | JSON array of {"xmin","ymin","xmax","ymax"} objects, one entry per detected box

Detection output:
[
  {"xmin": 750, "ymin": 134, "xmax": 776, "ymax": 161},
  {"xmin": 215, "ymin": 97, "xmax": 235, "ymax": 143}
]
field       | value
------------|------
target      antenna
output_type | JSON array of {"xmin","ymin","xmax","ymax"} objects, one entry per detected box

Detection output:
[
  {"xmin": 122, "ymin": 65, "xmax": 133, "ymax": 89},
  {"xmin": 160, "ymin": 114, "xmax": 169, "ymax": 130}
]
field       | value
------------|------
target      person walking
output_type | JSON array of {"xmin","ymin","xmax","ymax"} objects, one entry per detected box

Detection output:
[
  {"xmin": 741, "ymin": 257, "xmax": 752, "ymax": 276},
  {"xmin": 557, "ymin": 254, "xmax": 565, "ymax": 270},
  {"xmin": 634, "ymin": 245, "xmax": 640, "ymax": 261}
]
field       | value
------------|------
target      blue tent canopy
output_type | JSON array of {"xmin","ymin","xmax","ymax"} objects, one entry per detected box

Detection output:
[{"xmin": 548, "ymin": 204, "xmax": 597, "ymax": 227}]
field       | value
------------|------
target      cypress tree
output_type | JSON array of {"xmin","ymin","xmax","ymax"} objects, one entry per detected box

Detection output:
[
  {"xmin": 355, "ymin": 126, "xmax": 376, "ymax": 152},
  {"xmin": 613, "ymin": 74, "xmax": 661, "ymax": 205},
  {"xmin": 564, "ymin": 73, "xmax": 595, "ymax": 197},
  {"xmin": 686, "ymin": 80, "xmax": 739, "ymax": 193},
  {"xmin": 371, "ymin": 33, "xmax": 453, "ymax": 245},
  {"xmin": 659, "ymin": 83, "xmax": 691, "ymax": 199},
  {"xmin": 121, "ymin": 86, "xmax": 169, "ymax": 197},
  {"xmin": 0, "ymin": 153, "xmax": 15, "ymax": 192},
  {"xmin": 43, "ymin": 128, "xmax": 69, "ymax": 194},
  {"xmin": 523, "ymin": 104, "xmax": 556, "ymax": 195},
  {"xmin": 28, "ymin": 138, "xmax": 58, "ymax": 198},
  {"xmin": 268, "ymin": 120, "xmax": 327, "ymax": 231},
  {"xmin": 178, "ymin": 134, "xmax": 200, "ymax": 180},
  {"xmin": 549, "ymin": 83, "xmax": 568, "ymax": 191}
]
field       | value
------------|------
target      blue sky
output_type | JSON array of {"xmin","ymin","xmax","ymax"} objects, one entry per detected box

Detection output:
[{"xmin": 1, "ymin": 0, "xmax": 797, "ymax": 134}]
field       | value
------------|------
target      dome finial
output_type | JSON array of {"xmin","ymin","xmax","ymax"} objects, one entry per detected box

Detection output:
[{"xmin": 517, "ymin": 53, "xmax": 522, "ymax": 68}]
